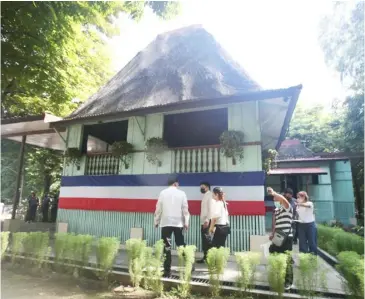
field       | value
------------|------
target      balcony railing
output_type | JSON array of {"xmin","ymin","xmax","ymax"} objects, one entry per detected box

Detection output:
[
  {"xmin": 173, "ymin": 145, "xmax": 221, "ymax": 173},
  {"xmin": 86, "ymin": 153, "xmax": 120, "ymax": 175}
]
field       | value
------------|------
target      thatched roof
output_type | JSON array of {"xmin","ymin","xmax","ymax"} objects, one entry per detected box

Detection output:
[
  {"xmin": 67, "ymin": 25, "xmax": 262, "ymax": 120},
  {"xmin": 277, "ymin": 139, "xmax": 316, "ymax": 160}
]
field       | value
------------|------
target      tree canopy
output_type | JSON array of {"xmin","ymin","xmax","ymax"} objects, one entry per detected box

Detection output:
[
  {"xmin": 1, "ymin": 1, "xmax": 181, "ymax": 117},
  {"xmin": 1, "ymin": 1, "xmax": 180, "ymax": 201}
]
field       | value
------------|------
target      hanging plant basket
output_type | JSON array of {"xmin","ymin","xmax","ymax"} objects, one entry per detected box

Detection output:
[
  {"xmin": 263, "ymin": 149, "xmax": 278, "ymax": 173},
  {"xmin": 219, "ymin": 130, "xmax": 245, "ymax": 165},
  {"xmin": 64, "ymin": 148, "xmax": 82, "ymax": 167},
  {"xmin": 111, "ymin": 141, "xmax": 134, "ymax": 169},
  {"xmin": 145, "ymin": 137, "xmax": 168, "ymax": 167}
]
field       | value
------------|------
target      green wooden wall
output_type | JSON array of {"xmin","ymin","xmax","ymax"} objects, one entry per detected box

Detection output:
[{"xmin": 57, "ymin": 209, "xmax": 265, "ymax": 252}]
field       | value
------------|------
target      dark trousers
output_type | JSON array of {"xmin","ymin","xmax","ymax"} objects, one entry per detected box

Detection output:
[
  {"xmin": 29, "ymin": 206, "xmax": 37, "ymax": 222},
  {"xmin": 298, "ymin": 222, "xmax": 317, "ymax": 255},
  {"xmin": 292, "ymin": 222, "xmax": 298, "ymax": 243},
  {"xmin": 212, "ymin": 225, "xmax": 229, "ymax": 248},
  {"xmin": 51, "ymin": 208, "xmax": 57, "ymax": 222},
  {"xmin": 269, "ymin": 237, "xmax": 294, "ymax": 286},
  {"xmin": 201, "ymin": 224, "xmax": 211, "ymax": 260},
  {"xmin": 42, "ymin": 208, "xmax": 49, "ymax": 222},
  {"xmin": 161, "ymin": 226, "xmax": 186, "ymax": 274}
]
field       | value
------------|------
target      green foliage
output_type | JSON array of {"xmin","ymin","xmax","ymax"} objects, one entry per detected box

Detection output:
[
  {"xmin": 262, "ymin": 149, "xmax": 278, "ymax": 173},
  {"xmin": 206, "ymin": 247, "xmax": 230, "ymax": 297},
  {"xmin": 64, "ymin": 148, "xmax": 82, "ymax": 166},
  {"xmin": 177, "ymin": 245, "xmax": 197, "ymax": 298},
  {"xmin": 219, "ymin": 130, "xmax": 245, "ymax": 165},
  {"xmin": 96, "ymin": 237, "xmax": 120, "ymax": 279},
  {"xmin": 267, "ymin": 253, "xmax": 287, "ymax": 298},
  {"xmin": 11, "ymin": 232, "xmax": 28, "ymax": 263},
  {"xmin": 22, "ymin": 232, "xmax": 50, "ymax": 268},
  {"xmin": 1, "ymin": 232, "xmax": 10, "ymax": 260},
  {"xmin": 111, "ymin": 141, "xmax": 134, "ymax": 169},
  {"xmin": 336, "ymin": 251, "xmax": 364, "ymax": 297},
  {"xmin": 1, "ymin": 1, "xmax": 180, "ymax": 118},
  {"xmin": 54, "ymin": 233, "xmax": 70, "ymax": 265},
  {"xmin": 296, "ymin": 254, "xmax": 327, "ymax": 298},
  {"xmin": 143, "ymin": 240, "xmax": 165, "ymax": 295},
  {"xmin": 145, "ymin": 137, "xmax": 168, "ymax": 167},
  {"xmin": 235, "ymin": 252, "xmax": 261, "ymax": 293},
  {"xmin": 319, "ymin": 2, "xmax": 364, "ymax": 221},
  {"xmin": 125, "ymin": 238, "xmax": 146, "ymax": 288},
  {"xmin": 317, "ymin": 225, "xmax": 364, "ymax": 256}
]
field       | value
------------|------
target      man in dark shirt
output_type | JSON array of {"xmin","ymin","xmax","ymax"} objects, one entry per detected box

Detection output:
[
  {"xmin": 283, "ymin": 188, "xmax": 298, "ymax": 244},
  {"xmin": 27, "ymin": 191, "xmax": 39, "ymax": 223},
  {"xmin": 41, "ymin": 194, "xmax": 50, "ymax": 222}
]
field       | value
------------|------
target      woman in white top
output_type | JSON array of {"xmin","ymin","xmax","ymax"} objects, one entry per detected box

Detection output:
[
  {"xmin": 209, "ymin": 187, "xmax": 230, "ymax": 248},
  {"xmin": 296, "ymin": 191, "xmax": 317, "ymax": 255}
]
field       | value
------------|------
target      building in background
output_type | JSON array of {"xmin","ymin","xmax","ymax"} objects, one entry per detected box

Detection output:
[
  {"xmin": 265, "ymin": 139, "xmax": 356, "ymax": 230},
  {"xmin": 52, "ymin": 25, "xmax": 302, "ymax": 251}
]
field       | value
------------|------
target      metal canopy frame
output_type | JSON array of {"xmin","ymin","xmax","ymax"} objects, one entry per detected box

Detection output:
[{"xmin": 1, "ymin": 113, "xmax": 65, "ymax": 219}]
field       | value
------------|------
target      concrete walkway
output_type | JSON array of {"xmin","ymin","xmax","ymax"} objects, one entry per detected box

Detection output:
[{"xmin": 86, "ymin": 245, "xmax": 345, "ymax": 296}]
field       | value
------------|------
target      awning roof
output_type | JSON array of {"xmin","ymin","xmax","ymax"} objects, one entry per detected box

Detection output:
[
  {"xmin": 1, "ymin": 113, "xmax": 66, "ymax": 151},
  {"xmin": 268, "ymin": 167, "xmax": 328, "ymax": 175}
]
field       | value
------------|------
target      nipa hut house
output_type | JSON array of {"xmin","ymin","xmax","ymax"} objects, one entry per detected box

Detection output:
[{"xmin": 52, "ymin": 25, "xmax": 302, "ymax": 251}]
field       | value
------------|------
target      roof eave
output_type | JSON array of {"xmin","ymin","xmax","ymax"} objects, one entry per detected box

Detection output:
[
  {"xmin": 51, "ymin": 85, "xmax": 303, "ymax": 128},
  {"xmin": 275, "ymin": 85, "xmax": 302, "ymax": 151}
]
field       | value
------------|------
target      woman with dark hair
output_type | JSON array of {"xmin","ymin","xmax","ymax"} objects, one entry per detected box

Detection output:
[
  {"xmin": 209, "ymin": 187, "xmax": 230, "ymax": 248},
  {"xmin": 296, "ymin": 191, "xmax": 317, "ymax": 255}
]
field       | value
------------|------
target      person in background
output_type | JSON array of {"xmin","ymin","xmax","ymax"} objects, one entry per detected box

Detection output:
[
  {"xmin": 41, "ymin": 193, "xmax": 50, "ymax": 222},
  {"xmin": 296, "ymin": 191, "xmax": 317, "ymax": 255},
  {"xmin": 197, "ymin": 181, "xmax": 213, "ymax": 264},
  {"xmin": 154, "ymin": 175, "xmax": 190, "ymax": 278},
  {"xmin": 27, "ymin": 191, "xmax": 39, "ymax": 223},
  {"xmin": 267, "ymin": 187, "xmax": 294, "ymax": 291},
  {"xmin": 50, "ymin": 195, "xmax": 59, "ymax": 223},
  {"xmin": 209, "ymin": 187, "xmax": 230, "ymax": 248},
  {"xmin": 283, "ymin": 188, "xmax": 298, "ymax": 245}
]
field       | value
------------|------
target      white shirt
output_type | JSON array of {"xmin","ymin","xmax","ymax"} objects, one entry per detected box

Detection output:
[
  {"xmin": 200, "ymin": 191, "xmax": 214, "ymax": 225},
  {"xmin": 211, "ymin": 200, "xmax": 229, "ymax": 225},
  {"xmin": 297, "ymin": 201, "xmax": 315, "ymax": 223},
  {"xmin": 154, "ymin": 186, "xmax": 190, "ymax": 228}
]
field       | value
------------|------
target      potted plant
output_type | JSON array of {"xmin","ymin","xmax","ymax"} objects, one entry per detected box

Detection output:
[
  {"xmin": 111, "ymin": 141, "xmax": 134, "ymax": 169},
  {"xmin": 145, "ymin": 137, "xmax": 167, "ymax": 167},
  {"xmin": 64, "ymin": 148, "xmax": 82, "ymax": 167},
  {"xmin": 263, "ymin": 149, "xmax": 278, "ymax": 172},
  {"xmin": 219, "ymin": 130, "xmax": 245, "ymax": 165}
]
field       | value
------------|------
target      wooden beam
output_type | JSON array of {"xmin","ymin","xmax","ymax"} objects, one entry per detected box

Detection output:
[{"xmin": 11, "ymin": 135, "xmax": 26, "ymax": 219}]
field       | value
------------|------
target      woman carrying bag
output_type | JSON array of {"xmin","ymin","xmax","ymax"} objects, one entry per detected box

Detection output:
[
  {"xmin": 267, "ymin": 187, "xmax": 294, "ymax": 291},
  {"xmin": 209, "ymin": 187, "xmax": 230, "ymax": 248}
]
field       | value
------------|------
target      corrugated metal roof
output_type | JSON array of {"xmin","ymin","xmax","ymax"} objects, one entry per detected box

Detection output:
[{"xmin": 268, "ymin": 167, "xmax": 328, "ymax": 175}]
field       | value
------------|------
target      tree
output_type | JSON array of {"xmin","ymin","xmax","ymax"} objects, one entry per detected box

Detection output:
[
  {"xmin": 1, "ymin": 1, "xmax": 181, "ymax": 204},
  {"xmin": 319, "ymin": 1, "xmax": 364, "ymax": 223},
  {"xmin": 1, "ymin": 1, "xmax": 181, "ymax": 117}
]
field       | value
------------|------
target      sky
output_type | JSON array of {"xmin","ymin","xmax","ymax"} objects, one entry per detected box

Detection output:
[{"xmin": 109, "ymin": 1, "xmax": 346, "ymax": 108}]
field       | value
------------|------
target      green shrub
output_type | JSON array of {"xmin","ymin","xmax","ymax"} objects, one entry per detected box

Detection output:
[
  {"xmin": 1, "ymin": 232, "xmax": 10, "ymax": 260},
  {"xmin": 22, "ymin": 232, "xmax": 50, "ymax": 268},
  {"xmin": 317, "ymin": 225, "xmax": 364, "ymax": 256},
  {"xmin": 143, "ymin": 240, "xmax": 165, "ymax": 295},
  {"xmin": 11, "ymin": 232, "xmax": 28, "ymax": 263},
  {"xmin": 235, "ymin": 252, "xmax": 261, "ymax": 293},
  {"xmin": 296, "ymin": 253, "xmax": 327, "ymax": 298},
  {"xmin": 73, "ymin": 234, "xmax": 94, "ymax": 267},
  {"xmin": 177, "ymin": 245, "xmax": 196, "ymax": 298},
  {"xmin": 96, "ymin": 237, "xmax": 120, "ymax": 279},
  {"xmin": 267, "ymin": 253, "xmax": 287, "ymax": 298},
  {"xmin": 206, "ymin": 247, "xmax": 230, "ymax": 297},
  {"xmin": 336, "ymin": 251, "xmax": 364, "ymax": 297},
  {"xmin": 126, "ymin": 238, "xmax": 146, "ymax": 288}
]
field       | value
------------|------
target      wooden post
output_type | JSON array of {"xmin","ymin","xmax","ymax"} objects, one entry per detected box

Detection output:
[{"xmin": 11, "ymin": 135, "xmax": 26, "ymax": 219}]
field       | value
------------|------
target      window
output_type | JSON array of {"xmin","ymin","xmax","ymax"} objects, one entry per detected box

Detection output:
[
  {"xmin": 163, "ymin": 108, "xmax": 228, "ymax": 148},
  {"xmin": 312, "ymin": 174, "xmax": 319, "ymax": 185},
  {"xmin": 81, "ymin": 120, "xmax": 128, "ymax": 153}
]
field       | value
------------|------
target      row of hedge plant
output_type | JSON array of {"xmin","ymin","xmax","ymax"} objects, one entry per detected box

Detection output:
[
  {"xmin": 4, "ymin": 232, "xmax": 360, "ymax": 298},
  {"xmin": 317, "ymin": 224, "xmax": 364, "ymax": 256}
]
